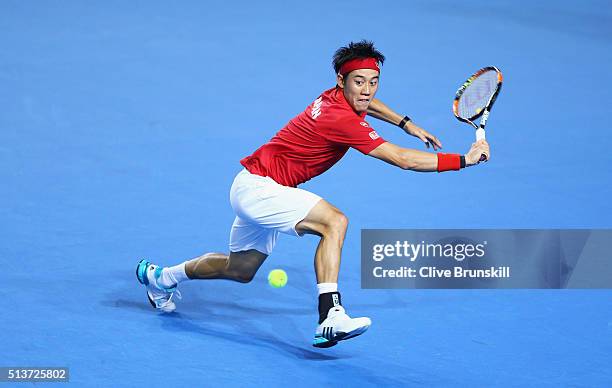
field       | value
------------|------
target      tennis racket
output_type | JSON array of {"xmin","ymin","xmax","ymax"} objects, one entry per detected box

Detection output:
[{"xmin": 453, "ymin": 66, "xmax": 502, "ymax": 161}]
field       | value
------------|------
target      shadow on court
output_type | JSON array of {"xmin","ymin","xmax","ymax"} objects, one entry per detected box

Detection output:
[{"xmin": 102, "ymin": 276, "xmax": 341, "ymax": 361}]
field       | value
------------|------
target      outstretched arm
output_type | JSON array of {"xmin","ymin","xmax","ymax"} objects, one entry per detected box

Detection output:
[
  {"xmin": 367, "ymin": 98, "xmax": 443, "ymax": 151},
  {"xmin": 369, "ymin": 140, "xmax": 490, "ymax": 172}
]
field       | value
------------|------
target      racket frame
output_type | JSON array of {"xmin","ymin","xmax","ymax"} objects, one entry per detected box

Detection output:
[{"xmin": 453, "ymin": 66, "xmax": 503, "ymax": 139}]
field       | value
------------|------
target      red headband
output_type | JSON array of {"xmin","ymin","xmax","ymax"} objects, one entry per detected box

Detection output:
[{"xmin": 339, "ymin": 57, "xmax": 380, "ymax": 75}]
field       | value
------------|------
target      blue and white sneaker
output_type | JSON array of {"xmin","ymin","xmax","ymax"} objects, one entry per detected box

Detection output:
[
  {"xmin": 313, "ymin": 306, "xmax": 371, "ymax": 348},
  {"xmin": 135, "ymin": 259, "xmax": 181, "ymax": 313}
]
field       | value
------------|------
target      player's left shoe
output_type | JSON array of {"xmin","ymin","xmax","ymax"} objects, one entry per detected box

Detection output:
[
  {"xmin": 135, "ymin": 259, "xmax": 181, "ymax": 313},
  {"xmin": 313, "ymin": 306, "xmax": 371, "ymax": 348}
]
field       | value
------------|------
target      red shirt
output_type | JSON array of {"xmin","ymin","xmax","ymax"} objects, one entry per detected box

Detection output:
[{"xmin": 240, "ymin": 87, "xmax": 386, "ymax": 187}]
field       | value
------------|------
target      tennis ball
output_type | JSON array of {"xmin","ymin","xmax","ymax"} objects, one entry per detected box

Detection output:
[{"xmin": 268, "ymin": 269, "xmax": 288, "ymax": 288}]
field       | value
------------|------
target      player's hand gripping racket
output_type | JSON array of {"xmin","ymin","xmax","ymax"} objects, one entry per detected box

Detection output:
[{"xmin": 453, "ymin": 66, "xmax": 503, "ymax": 161}]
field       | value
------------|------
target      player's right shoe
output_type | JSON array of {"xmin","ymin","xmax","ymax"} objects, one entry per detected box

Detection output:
[
  {"xmin": 135, "ymin": 259, "xmax": 181, "ymax": 313},
  {"xmin": 313, "ymin": 306, "xmax": 371, "ymax": 348}
]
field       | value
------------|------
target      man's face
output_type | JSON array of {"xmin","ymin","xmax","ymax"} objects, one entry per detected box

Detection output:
[{"xmin": 337, "ymin": 69, "xmax": 379, "ymax": 113}]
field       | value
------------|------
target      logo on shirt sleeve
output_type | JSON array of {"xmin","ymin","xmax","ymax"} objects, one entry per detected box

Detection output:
[
  {"xmin": 369, "ymin": 130, "xmax": 380, "ymax": 140},
  {"xmin": 360, "ymin": 121, "xmax": 369, "ymax": 127},
  {"xmin": 311, "ymin": 96, "xmax": 323, "ymax": 119}
]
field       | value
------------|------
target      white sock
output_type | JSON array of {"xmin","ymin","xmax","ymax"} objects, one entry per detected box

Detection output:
[
  {"xmin": 159, "ymin": 262, "xmax": 189, "ymax": 288},
  {"xmin": 317, "ymin": 282, "xmax": 338, "ymax": 295}
]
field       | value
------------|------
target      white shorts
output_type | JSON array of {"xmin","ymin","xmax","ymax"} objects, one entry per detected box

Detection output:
[{"xmin": 229, "ymin": 169, "xmax": 322, "ymax": 255}]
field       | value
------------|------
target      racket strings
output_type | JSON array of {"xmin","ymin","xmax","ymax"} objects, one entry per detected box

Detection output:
[{"xmin": 457, "ymin": 71, "xmax": 498, "ymax": 119}]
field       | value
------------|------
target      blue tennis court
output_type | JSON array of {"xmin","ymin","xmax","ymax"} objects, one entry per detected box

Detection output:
[{"xmin": 2, "ymin": 0, "xmax": 611, "ymax": 386}]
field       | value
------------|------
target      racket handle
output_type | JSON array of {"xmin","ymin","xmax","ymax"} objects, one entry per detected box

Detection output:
[
  {"xmin": 475, "ymin": 128, "xmax": 486, "ymax": 141},
  {"xmin": 475, "ymin": 128, "xmax": 487, "ymax": 161}
]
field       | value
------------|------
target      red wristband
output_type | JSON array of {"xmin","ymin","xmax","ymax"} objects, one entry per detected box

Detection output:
[{"xmin": 437, "ymin": 153, "xmax": 462, "ymax": 172}]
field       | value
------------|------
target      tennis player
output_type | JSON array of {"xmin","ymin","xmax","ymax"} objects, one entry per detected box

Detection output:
[{"xmin": 136, "ymin": 40, "xmax": 490, "ymax": 348}]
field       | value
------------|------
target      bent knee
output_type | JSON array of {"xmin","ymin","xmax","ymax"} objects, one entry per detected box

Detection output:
[
  {"xmin": 226, "ymin": 256, "xmax": 264, "ymax": 283},
  {"xmin": 235, "ymin": 273, "xmax": 255, "ymax": 283},
  {"xmin": 296, "ymin": 200, "xmax": 349, "ymax": 237},
  {"xmin": 323, "ymin": 210, "xmax": 348, "ymax": 236},
  {"xmin": 228, "ymin": 267, "xmax": 256, "ymax": 283}
]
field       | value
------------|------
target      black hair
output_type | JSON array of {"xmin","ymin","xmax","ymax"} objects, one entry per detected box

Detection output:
[{"xmin": 332, "ymin": 40, "xmax": 385, "ymax": 75}]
